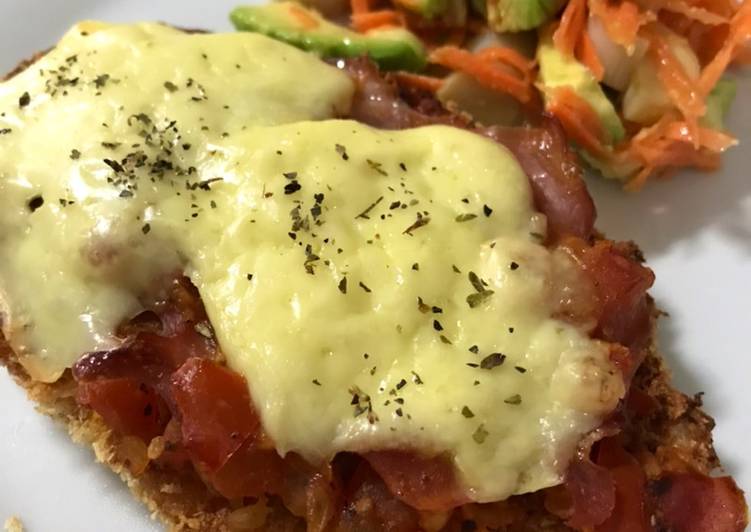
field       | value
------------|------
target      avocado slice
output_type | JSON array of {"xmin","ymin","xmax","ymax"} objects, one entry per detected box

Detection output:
[
  {"xmin": 230, "ymin": 3, "xmax": 426, "ymax": 71},
  {"xmin": 537, "ymin": 34, "xmax": 625, "ymax": 146},
  {"xmin": 486, "ymin": 0, "xmax": 565, "ymax": 32},
  {"xmin": 701, "ymin": 79, "xmax": 736, "ymax": 130}
]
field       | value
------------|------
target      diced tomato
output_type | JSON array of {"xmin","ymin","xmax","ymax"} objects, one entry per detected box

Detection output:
[
  {"xmin": 562, "ymin": 239, "xmax": 655, "ymax": 349},
  {"xmin": 547, "ymin": 457, "xmax": 615, "ymax": 528},
  {"xmin": 73, "ymin": 280, "xmax": 215, "ymax": 393},
  {"xmin": 73, "ymin": 327, "xmax": 212, "ymax": 389},
  {"xmin": 73, "ymin": 277, "xmax": 218, "ymax": 451},
  {"xmin": 364, "ymin": 450, "xmax": 468, "ymax": 512},
  {"xmin": 304, "ymin": 471, "xmax": 339, "ymax": 532},
  {"xmin": 274, "ymin": 455, "xmax": 339, "ymax": 531},
  {"xmin": 77, "ymin": 378, "xmax": 169, "ymax": 442},
  {"xmin": 333, "ymin": 460, "xmax": 420, "ymax": 532},
  {"xmin": 651, "ymin": 473, "xmax": 748, "ymax": 532},
  {"xmin": 549, "ymin": 438, "xmax": 652, "ymax": 531},
  {"xmin": 595, "ymin": 438, "xmax": 650, "ymax": 532},
  {"xmin": 208, "ymin": 440, "xmax": 285, "ymax": 499},
  {"xmin": 170, "ymin": 357, "xmax": 260, "ymax": 472}
]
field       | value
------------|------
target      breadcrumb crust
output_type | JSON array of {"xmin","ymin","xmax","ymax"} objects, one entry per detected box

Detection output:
[{"xmin": 0, "ymin": 305, "xmax": 725, "ymax": 531}]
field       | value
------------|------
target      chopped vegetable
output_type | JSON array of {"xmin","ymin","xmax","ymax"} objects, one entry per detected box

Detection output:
[
  {"xmin": 232, "ymin": 0, "xmax": 749, "ymax": 187},
  {"xmin": 231, "ymin": 3, "xmax": 427, "ymax": 70},
  {"xmin": 429, "ymin": 45, "xmax": 535, "ymax": 103}
]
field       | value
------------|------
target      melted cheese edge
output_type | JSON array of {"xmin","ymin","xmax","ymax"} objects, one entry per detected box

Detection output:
[{"xmin": 0, "ymin": 22, "xmax": 624, "ymax": 502}]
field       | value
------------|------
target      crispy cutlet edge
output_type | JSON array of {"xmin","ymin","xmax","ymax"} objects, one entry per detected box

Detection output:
[
  {"xmin": 0, "ymin": 339, "xmax": 235, "ymax": 531},
  {"xmin": 0, "ymin": 49, "xmax": 736, "ymax": 531},
  {"xmin": 0, "ymin": 301, "xmax": 728, "ymax": 531}
]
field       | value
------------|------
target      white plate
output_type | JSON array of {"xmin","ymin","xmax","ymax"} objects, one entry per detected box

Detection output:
[{"xmin": 0, "ymin": 2, "xmax": 748, "ymax": 530}]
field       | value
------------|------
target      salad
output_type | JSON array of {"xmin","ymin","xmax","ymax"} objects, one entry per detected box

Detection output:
[{"xmin": 230, "ymin": 0, "xmax": 751, "ymax": 189}]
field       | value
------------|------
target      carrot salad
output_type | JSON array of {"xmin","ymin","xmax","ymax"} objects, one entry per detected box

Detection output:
[{"xmin": 340, "ymin": 0, "xmax": 750, "ymax": 189}]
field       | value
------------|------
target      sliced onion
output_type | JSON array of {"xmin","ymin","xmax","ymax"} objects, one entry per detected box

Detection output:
[
  {"xmin": 587, "ymin": 14, "xmax": 645, "ymax": 91},
  {"xmin": 437, "ymin": 72, "xmax": 522, "ymax": 127},
  {"xmin": 622, "ymin": 26, "xmax": 701, "ymax": 125},
  {"xmin": 467, "ymin": 29, "xmax": 537, "ymax": 58}
]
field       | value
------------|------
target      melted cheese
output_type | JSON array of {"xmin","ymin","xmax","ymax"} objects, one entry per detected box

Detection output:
[{"xmin": 0, "ymin": 22, "xmax": 624, "ymax": 502}]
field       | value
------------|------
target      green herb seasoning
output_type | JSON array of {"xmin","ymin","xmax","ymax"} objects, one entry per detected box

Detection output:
[
  {"xmin": 466, "ymin": 271, "xmax": 495, "ymax": 308},
  {"xmin": 480, "ymin": 353, "xmax": 506, "ymax": 370},
  {"xmin": 403, "ymin": 213, "xmax": 430, "ymax": 235},
  {"xmin": 366, "ymin": 159, "xmax": 388, "ymax": 176},
  {"xmin": 27, "ymin": 195, "xmax": 44, "ymax": 212},
  {"xmin": 335, "ymin": 143, "xmax": 349, "ymax": 160},
  {"xmin": 355, "ymin": 196, "xmax": 384, "ymax": 220},
  {"xmin": 284, "ymin": 180, "xmax": 302, "ymax": 195},
  {"xmin": 472, "ymin": 424, "xmax": 488, "ymax": 444},
  {"xmin": 358, "ymin": 281, "xmax": 372, "ymax": 293},
  {"xmin": 504, "ymin": 394, "xmax": 522, "ymax": 405}
]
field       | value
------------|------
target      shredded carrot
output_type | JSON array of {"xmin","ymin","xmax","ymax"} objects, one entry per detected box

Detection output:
[
  {"xmin": 546, "ymin": 86, "xmax": 609, "ymax": 157},
  {"xmin": 624, "ymin": 143, "xmax": 720, "ymax": 190},
  {"xmin": 577, "ymin": 30, "xmax": 605, "ymax": 81},
  {"xmin": 550, "ymin": 0, "xmax": 605, "ymax": 79},
  {"xmin": 352, "ymin": 9, "xmax": 404, "ymax": 32},
  {"xmin": 622, "ymin": 166, "xmax": 651, "ymax": 191},
  {"xmin": 429, "ymin": 46, "xmax": 534, "ymax": 103},
  {"xmin": 622, "ymin": 115, "xmax": 733, "ymax": 190},
  {"xmin": 476, "ymin": 47, "xmax": 536, "ymax": 77},
  {"xmin": 734, "ymin": 42, "xmax": 751, "ymax": 65},
  {"xmin": 676, "ymin": 15, "xmax": 728, "ymax": 63},
  {"xmin": 642, "ymin": 24, "xmax": 705, "ymax": 147},
  {"xmin": 663, "ymin": 122, "xmax": 738, "ymax": 151},
  {"xmin": 554, "ymin": 0, "xmax": 587, "ymax": 56},
  {"xmin": 695, "ymin": 0, "xmax": 740, "ymax": 19},
  {"xmin": 288, "ymin": 3, "xmax": 321, "ymax": 29},
  {"xmin": 659, "ymin": 0, "xmax": 729, "ymax": 26},
  {"xmin": 698, "ymin": 2, "xmax": 751, "ymax": 96},
  {"xmin": 350, "ymin": 0, "xmax": 370, "ymax": 15},
  {"xmin": 391, "ymin": 71, "xmax": 444, "ymax": 92},
  {"xmin": 588, "ymin": 0, "xmax": 647, "ymax": 49}
]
